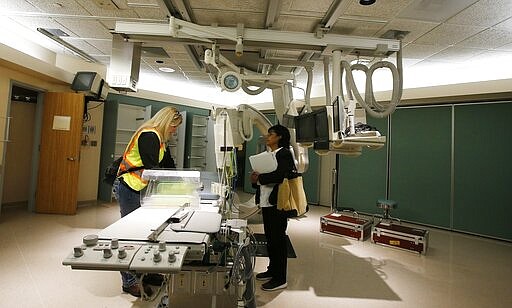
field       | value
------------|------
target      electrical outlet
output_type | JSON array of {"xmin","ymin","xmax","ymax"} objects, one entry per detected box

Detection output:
[
  {"xmin": 194, "ymin": 272, "xmax": 212, "ymax": 294},
  {"xmin": 172, "ymin": 271, "xmax": 191, "ymax": 294},
  {"xmin": 215, "ymin": 271, "xmax": 233, "ymax": 295}
]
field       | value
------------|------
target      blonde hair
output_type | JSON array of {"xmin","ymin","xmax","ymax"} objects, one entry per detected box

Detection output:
[{"xmin": 138, "ymin": 106, "xmax": 183, "ymax": 140}]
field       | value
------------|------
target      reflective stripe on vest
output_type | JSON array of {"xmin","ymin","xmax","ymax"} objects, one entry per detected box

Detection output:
[{"xmin": 118, "ymin": 128, "xmax": 164, "ymax": 191}]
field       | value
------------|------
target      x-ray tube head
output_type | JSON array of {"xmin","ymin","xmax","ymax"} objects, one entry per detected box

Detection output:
[{"xmin": 219, "ymin": 70, "xmax": 241, "ymax": 92}]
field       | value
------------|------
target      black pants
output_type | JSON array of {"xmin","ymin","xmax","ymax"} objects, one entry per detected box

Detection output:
[{"xmin": 261, "ymin": 205, "xmax": 288, "ymax": 282}]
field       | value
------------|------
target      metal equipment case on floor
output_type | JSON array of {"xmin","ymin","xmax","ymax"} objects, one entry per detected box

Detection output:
[
  {"xmin": 371, "ymin": 222, "xmax": 429, "ymax": 254},
  {"xmin": 320, "ymin": 212, "xmax": 373, "ymax": 241}
]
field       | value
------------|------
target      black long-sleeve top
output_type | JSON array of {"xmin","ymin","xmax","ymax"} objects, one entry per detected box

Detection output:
[{"xmin": 138, "ymin": 132, "xmax": 175, "ymax": 169}]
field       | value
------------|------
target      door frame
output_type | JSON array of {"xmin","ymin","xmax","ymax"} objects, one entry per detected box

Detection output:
[{"xmin": 0, "ymin": 81, "xmax": 44, "ymax": 215}]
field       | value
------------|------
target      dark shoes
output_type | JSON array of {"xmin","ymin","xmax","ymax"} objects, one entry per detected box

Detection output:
[
  {"xmin": 261, "ymin": 279, "xmax": 287, "ymax": 291},
  {"xmin": 143, "ymin": 273, "xmax": 165, "ymax": 286},
  {"xmin": 122, "ymin": 283, "xmax": 153, "ymax": 297},
  {"xmin": 255, "ymin": 271, "xmax": 273, "ymax": 281}
]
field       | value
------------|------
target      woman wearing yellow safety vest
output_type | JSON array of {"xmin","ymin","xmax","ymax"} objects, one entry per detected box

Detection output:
[{"xmin": 113, "ymin": 106, "xmax": 183, "ymax": 297}]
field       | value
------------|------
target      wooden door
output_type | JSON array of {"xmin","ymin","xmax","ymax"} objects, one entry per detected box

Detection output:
[{"xmin": 36, "ymin": 92, "xmax": 84, "ymax": 214}]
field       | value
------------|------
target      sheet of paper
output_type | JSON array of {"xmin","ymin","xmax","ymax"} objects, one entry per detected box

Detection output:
[{"xmin": 249, "ymin": 151, "xmax": 277, "ymax": 173}]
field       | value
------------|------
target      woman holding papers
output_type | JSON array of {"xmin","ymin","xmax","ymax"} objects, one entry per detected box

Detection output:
[{"xmin": 250, "ymin": 124, "xmax": 296, "ymax": 291}]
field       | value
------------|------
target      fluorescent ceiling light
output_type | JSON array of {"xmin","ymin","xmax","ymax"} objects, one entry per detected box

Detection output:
[
  {"xmin": 158, "ymin": 67, "xmax": 175, "ymax": 73},
  {"xmin": 37, "ymin": 28, "xmax": 98, "ymax": 63}
]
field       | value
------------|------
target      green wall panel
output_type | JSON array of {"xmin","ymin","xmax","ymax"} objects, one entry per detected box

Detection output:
[
  {"xmin": 389, "ymin": 106, "xmax": 452, "ymax": 227},
  {"xmin": 98, "ymin": 98, "xmax": 119, "ymax": 201},
  {"xmin": 302, "ymin": 148, "xmax": 320, "ymax": 204},
  {"xmin": 453, "ymin": 102, "xmax": 512, "ymax": 240},
  {"xmin": 339, "ymin": 116, "xmax": 388, "ymax": 213}
]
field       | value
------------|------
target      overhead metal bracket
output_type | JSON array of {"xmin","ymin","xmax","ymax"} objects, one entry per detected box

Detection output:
[{"xmin": 114, "ymin": 18, "xmax": 401, "ymax": 58}]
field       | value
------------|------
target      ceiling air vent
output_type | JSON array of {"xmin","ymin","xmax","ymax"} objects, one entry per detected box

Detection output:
[{"xmin": 108, "ymin": 34, "xmax": 141, "ymax": 92}]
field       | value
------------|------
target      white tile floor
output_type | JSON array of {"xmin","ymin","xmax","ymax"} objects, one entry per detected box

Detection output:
[{"xmin": 0, "ymin": 198, "xmax": 511, "ymax": 308}]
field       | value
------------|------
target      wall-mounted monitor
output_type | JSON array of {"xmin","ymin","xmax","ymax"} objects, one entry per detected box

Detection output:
[{"xmin": 71, "ymin": 71, "xmax": 108, "ymax": 100}]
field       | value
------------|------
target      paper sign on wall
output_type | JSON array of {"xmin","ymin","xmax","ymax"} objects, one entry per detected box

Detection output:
[{"xmin": 52, "ymin": 115, "xmax": 71, "ymax": 131}]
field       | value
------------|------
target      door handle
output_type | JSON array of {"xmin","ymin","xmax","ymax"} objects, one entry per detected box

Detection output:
[{"xmin": 67, "ymin": 157, "xmax": 77, "ymax": 161}]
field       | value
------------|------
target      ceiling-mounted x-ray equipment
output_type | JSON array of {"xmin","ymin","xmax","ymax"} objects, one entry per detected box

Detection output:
[
  {"xmin": 204, "ymin": 46, "xmax": 295, "ymax": 92},
  {"xmin": 114, "ymin": 17, "xmax": 401, "ymax": 96},
  {"xmin": 113, "ymin": 17, "xmax": 404, "ymax": 158}
]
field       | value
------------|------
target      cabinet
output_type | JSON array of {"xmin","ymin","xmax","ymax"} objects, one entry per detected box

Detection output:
[
  {"xmin": 115, "ymin": 104, "xmax": 151, "ymax": 157},
  {"xmin": 188, "ymin": 115, "xmax": 208, "ymax": 170}
]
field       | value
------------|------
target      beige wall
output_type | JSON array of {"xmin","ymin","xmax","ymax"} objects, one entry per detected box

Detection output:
[
  {"xmin": 0, "ymin": 61, "xmax": 104, "ymax": 205},
  {"xmin": 77, "ymin": 101, "xmax": 104, "ymax": 202}
]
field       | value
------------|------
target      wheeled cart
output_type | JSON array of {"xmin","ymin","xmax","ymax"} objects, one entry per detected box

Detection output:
[
  {"xmin": 320, "ymin": 212, "xmax": 373, "ymax": 241},
  {"xmin": 371, "ymin": 222, "xmax": 429, "ymax": 254}
]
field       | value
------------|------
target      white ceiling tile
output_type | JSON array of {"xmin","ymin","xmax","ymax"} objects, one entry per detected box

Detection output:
[
  {"xmin": 189, "ymin": 0, "xmax": 267, "ymax": 12},
  {"xmin": 330, "ymin": 19, "xmax": 383, "ymax": 37},
  {"xmin": 84, "ymin": 40, "xmax": 112, "ymax": 54},
  {"xmin": 274, "ymin": 15, "xmax": 321, "ymax": 32},
  {"xmin": 0, "ymin": 0, "xmax": 38, "ymax": 11},
  {"xmin": 468, "ymin": 49, "xmax": 512, "ymax": 62},
  {"xmin": 398, "ymin": 0, "xmax": 478, "ymax": 23},
  {"xmin": 74, "ymin": 0, "xmax": 140, "ymax": 18},
  {"xmin": 10, "ymin": 16, "xmax": 63, "ymax": 32},
  {"xmin": 131, "ymin": 7, "xmax": 168, "ymax": 19},
  {"xmin": 159, "ymin": 42, "xmax": 188, "ymax": 51},
  {"xmin": 61, "ymin": 39, "xmax": 102, "ymax": 54},
  {"xmin": 377, "ymin": 19, "xmax": 439, "ymax": 44},
  {"xmin": 346, "ymin": 0, "xmax": 415, "ymax": 19},
  {"xmin": 282, "ymin": 0, "xmax": 333, "ymax": 15},
  {"xmin": 184, "ymin": 72, "xmax": 210, "ymax": 79},
  {"xmin": 446, "ymin": 0, "xmax": 512, "ymax": 27},
  {"xmin": 496, "ymin": 42, "xmax": 512, "ymax": 51},
  {"xmin": 402, "ymin": 43, "xmax": 446, "ymax": 60},
  {"xmin": 3, "ymin": 0, "xmax": 512, "ymax": 100},
  {"xmin": 426, "ymin": 46, "xmax": 485, "ymax": 62},
  {"xmin": 177, "ymin": 60, "xmax": 200, "ymax": 69},
  {"xmin": 56, "ymin": 19, "xmax": 111, "ymax": 39},
  {"xmin": 27, "ymin": 0, "xmax": 90, "ymax": 15},
  {"xmin": 494, "ymin": 17, "xmax": 512, "ymax": 32},
  {"xmin": 414, "ymin": 23, "xmax": 485, "ymax": 46},
  {"xmin": 458, "ymin": 28, "xmax": 512, "ymax": 49}
]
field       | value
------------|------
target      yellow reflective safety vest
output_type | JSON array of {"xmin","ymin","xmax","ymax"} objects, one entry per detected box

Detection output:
[{"xmin": 118, "ymin": 128, "xmax": 164, "ymax": 191}]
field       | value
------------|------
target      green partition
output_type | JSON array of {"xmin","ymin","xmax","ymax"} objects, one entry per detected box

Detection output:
[
  {"xmin": 453, "ymin": 102, "xmax": 512, "ymax": 240},
  {"xmin": 389, "ymin": 106, "xmax": 452, "ymax": 227},
  {"xmin": 98, "ymin": 98, "xmax": 119, "ymax": 201},
  {"xmin": 339, "ymin": 116, "xmax": 388, "ymax": 213},
  {"xmin": 302, "ymin": 147, "xmax": 320, "ymax": 204}
]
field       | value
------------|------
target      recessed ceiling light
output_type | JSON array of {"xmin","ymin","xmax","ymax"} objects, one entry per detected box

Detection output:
[
  {"xmin": 158, "ymin": 67, "xmax": 175, "ymax": 73},
  {"xmin": 359, "ymin": 0, "xmax": 376, "ymax": 5}
]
